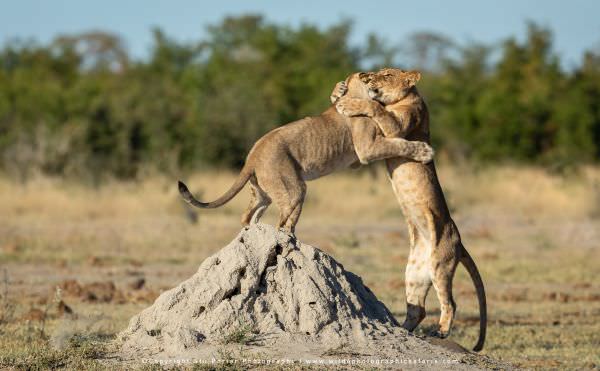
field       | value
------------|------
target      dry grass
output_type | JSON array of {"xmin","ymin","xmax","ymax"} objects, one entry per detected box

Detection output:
[{"xmin": 1, "ymin": 163, "xmax": 599, "ymax": 369}]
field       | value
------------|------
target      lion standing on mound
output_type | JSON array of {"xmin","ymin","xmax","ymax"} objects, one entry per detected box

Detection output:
[{"xmin": 178, "ymin": 73, "xmax": 434, "ymax": 233}]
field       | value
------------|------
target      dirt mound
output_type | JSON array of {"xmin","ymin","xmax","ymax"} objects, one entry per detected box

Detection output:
[{"xmin": 118, "ymin": 223, "xmax": 506, "ymax": 369}]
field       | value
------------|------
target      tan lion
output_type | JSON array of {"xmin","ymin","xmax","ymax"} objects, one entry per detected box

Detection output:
[
  {"xmin": 334, "ymin": 68, "xmax": 487, "ymax": 351},
  {"xmin": 178, "ymin": 73, "xmax": 434, "ymax": 233}
]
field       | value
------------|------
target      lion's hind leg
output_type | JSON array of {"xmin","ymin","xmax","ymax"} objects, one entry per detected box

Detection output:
[
  {"xmin": 403, "ymin": 245, "xmax": 432, "ymax": 331},
  {"xmin": 256, "ymin": 160, "xmax": 306, "ymax": 234},
  {"xmin": 283, "ymin": 195, "xmax": 305, "ymax": 233},
  {"xmin": 430, "ymin": 253, "xmax": 458, "ymax": 338},
  {"xmin": 241, "ymin": 177, "xmax": 271, "ymax": 226},
  {"xmin": 274, "ymin": 179, "xmax": 305, "ymax": 234}
]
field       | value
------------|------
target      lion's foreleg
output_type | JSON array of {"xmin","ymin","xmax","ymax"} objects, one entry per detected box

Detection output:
[{"xmin": 352, "ymin": 127, "xmax": 433, "ymax": 164}]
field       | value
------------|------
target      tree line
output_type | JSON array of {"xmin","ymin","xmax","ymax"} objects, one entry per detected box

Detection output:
[{"xmin": 1, "ymin": 15, "xmax": 599, "ymax": 182}]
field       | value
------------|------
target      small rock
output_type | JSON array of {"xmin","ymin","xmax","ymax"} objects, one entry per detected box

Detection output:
[
  {"xmin": 129, "ymin": 278, "xmax": 146, "ymax": 290},
  {"xmin": 57, "ymin": 300, "xmax": 74, "ymax": 317},
  {"xmin": 82, "ymin": 281, "xmax": 116, "ymax": 303},
  {"xmin": 59, "ymin": 279, "xmax": 82, "ymax": 296}
]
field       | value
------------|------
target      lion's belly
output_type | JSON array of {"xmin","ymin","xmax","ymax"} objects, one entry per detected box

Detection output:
[
  {"xmin": 301, "ymin": 150, "xmax": 357, "ymax": 180},
  {"xmin": 284, "ymin": 117, "xmax": 357, "ymax": 181},
  {"xmin": 300, "ymin": 150, "xmax": 358, "ymax": 179},
  {"xmin": 387, "ymin": 159, "xmax": 450, "ymax": 240}
]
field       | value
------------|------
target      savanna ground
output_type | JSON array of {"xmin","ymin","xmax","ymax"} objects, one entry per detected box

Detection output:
[{"xmin": 1, "ymin": 163, "xmax": 599, "ymax": 370}]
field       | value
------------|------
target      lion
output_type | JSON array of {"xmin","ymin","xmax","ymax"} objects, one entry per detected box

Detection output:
[
  {"xmin": 334, "ymin": 68, "xmax": 487, "ymax": 351},
  {"xmin": 178, "ymin": 72, "xmax": 434, "ymax": 233}
]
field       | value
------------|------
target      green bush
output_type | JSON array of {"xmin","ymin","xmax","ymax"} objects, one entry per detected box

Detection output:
[{"xmin": 1, "ymin": 17, "xmax": 599, "ymax": 181}]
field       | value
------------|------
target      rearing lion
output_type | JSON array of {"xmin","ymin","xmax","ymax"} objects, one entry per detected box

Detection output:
[
  {"xmin": 334, "ymin": 68, "xmax": 487, "ymax": 351},
  {"xmin": 178, "ymin": 73, "xmax": 434, "ymax": 233}
]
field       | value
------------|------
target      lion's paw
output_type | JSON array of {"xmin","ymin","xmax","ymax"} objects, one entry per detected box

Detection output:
[
  {"xmin": 411, "ymin": 142, "xmax": 435, "ymax": 163},
  {"xmin": 330, "ymin": 80, "xmax": 348, "ymax": 104},
  {"xmin": 336, "ymin": 96, "xmax": 370, "ymax": 117}
]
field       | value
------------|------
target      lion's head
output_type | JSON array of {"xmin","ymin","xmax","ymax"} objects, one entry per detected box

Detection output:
[
  {"xmin": 359, "ymin": 68, "xmax": 421, "ymax": 105},
  {"xmin": 342, "ymin": 72, "xmax": 372, "ymax": 100}
]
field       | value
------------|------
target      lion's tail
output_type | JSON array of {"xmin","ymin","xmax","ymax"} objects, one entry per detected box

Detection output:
[
  {"xmin": 178, "ymin": 165, "xmax": 253, "ymax": 209},
  {"xmin": 459, "ymin": 244, "xmax": 487, "ymax": 352}
]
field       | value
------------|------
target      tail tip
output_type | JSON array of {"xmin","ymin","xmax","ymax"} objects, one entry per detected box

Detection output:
[{"xmin": 178, "ymin": 180, "xmax": 192, "ymax": 201}]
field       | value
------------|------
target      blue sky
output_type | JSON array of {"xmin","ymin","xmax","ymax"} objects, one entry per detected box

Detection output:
[{"xmin": 2, "ymin": 0, "xmax": 599, "ymax": 67}]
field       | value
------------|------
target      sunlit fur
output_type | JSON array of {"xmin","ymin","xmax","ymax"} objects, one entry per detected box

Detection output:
[
  {"xmin": 336, "ymin": 67, "xmax": 487, "ymax": 351},
  {"xmin": 178, "ymin": 73, "xmax": 433, "ymax": 233},
  {"xmin": 362, "ymin": 68, "xmax": 421, "ymax": 105}
]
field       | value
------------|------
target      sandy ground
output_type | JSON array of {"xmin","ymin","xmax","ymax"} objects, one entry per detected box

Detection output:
[{"xmin": 1, "ymin": 165, "xmax": 599, "ymax": 369}]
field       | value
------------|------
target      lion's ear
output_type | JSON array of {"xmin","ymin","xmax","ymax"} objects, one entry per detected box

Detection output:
[
  {"xmin": 358, "ymin": 72, "xmax": 373, "ymax": 83},
  {"xmin": 405, "ymin": 71, "xmax": 421, "ymax": 86}
]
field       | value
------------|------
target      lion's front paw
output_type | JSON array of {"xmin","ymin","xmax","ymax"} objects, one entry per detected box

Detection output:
[
  {"xmin": 335, "ymin": 97, "xmax": 373, "ymax": 117},
  {"xmin": 411, "ymin": 142, "xmax": 435, "ymax": 163},
  {"xmin": 330, "ymin": 81, "xmax": 348, "ymax": 103}
]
